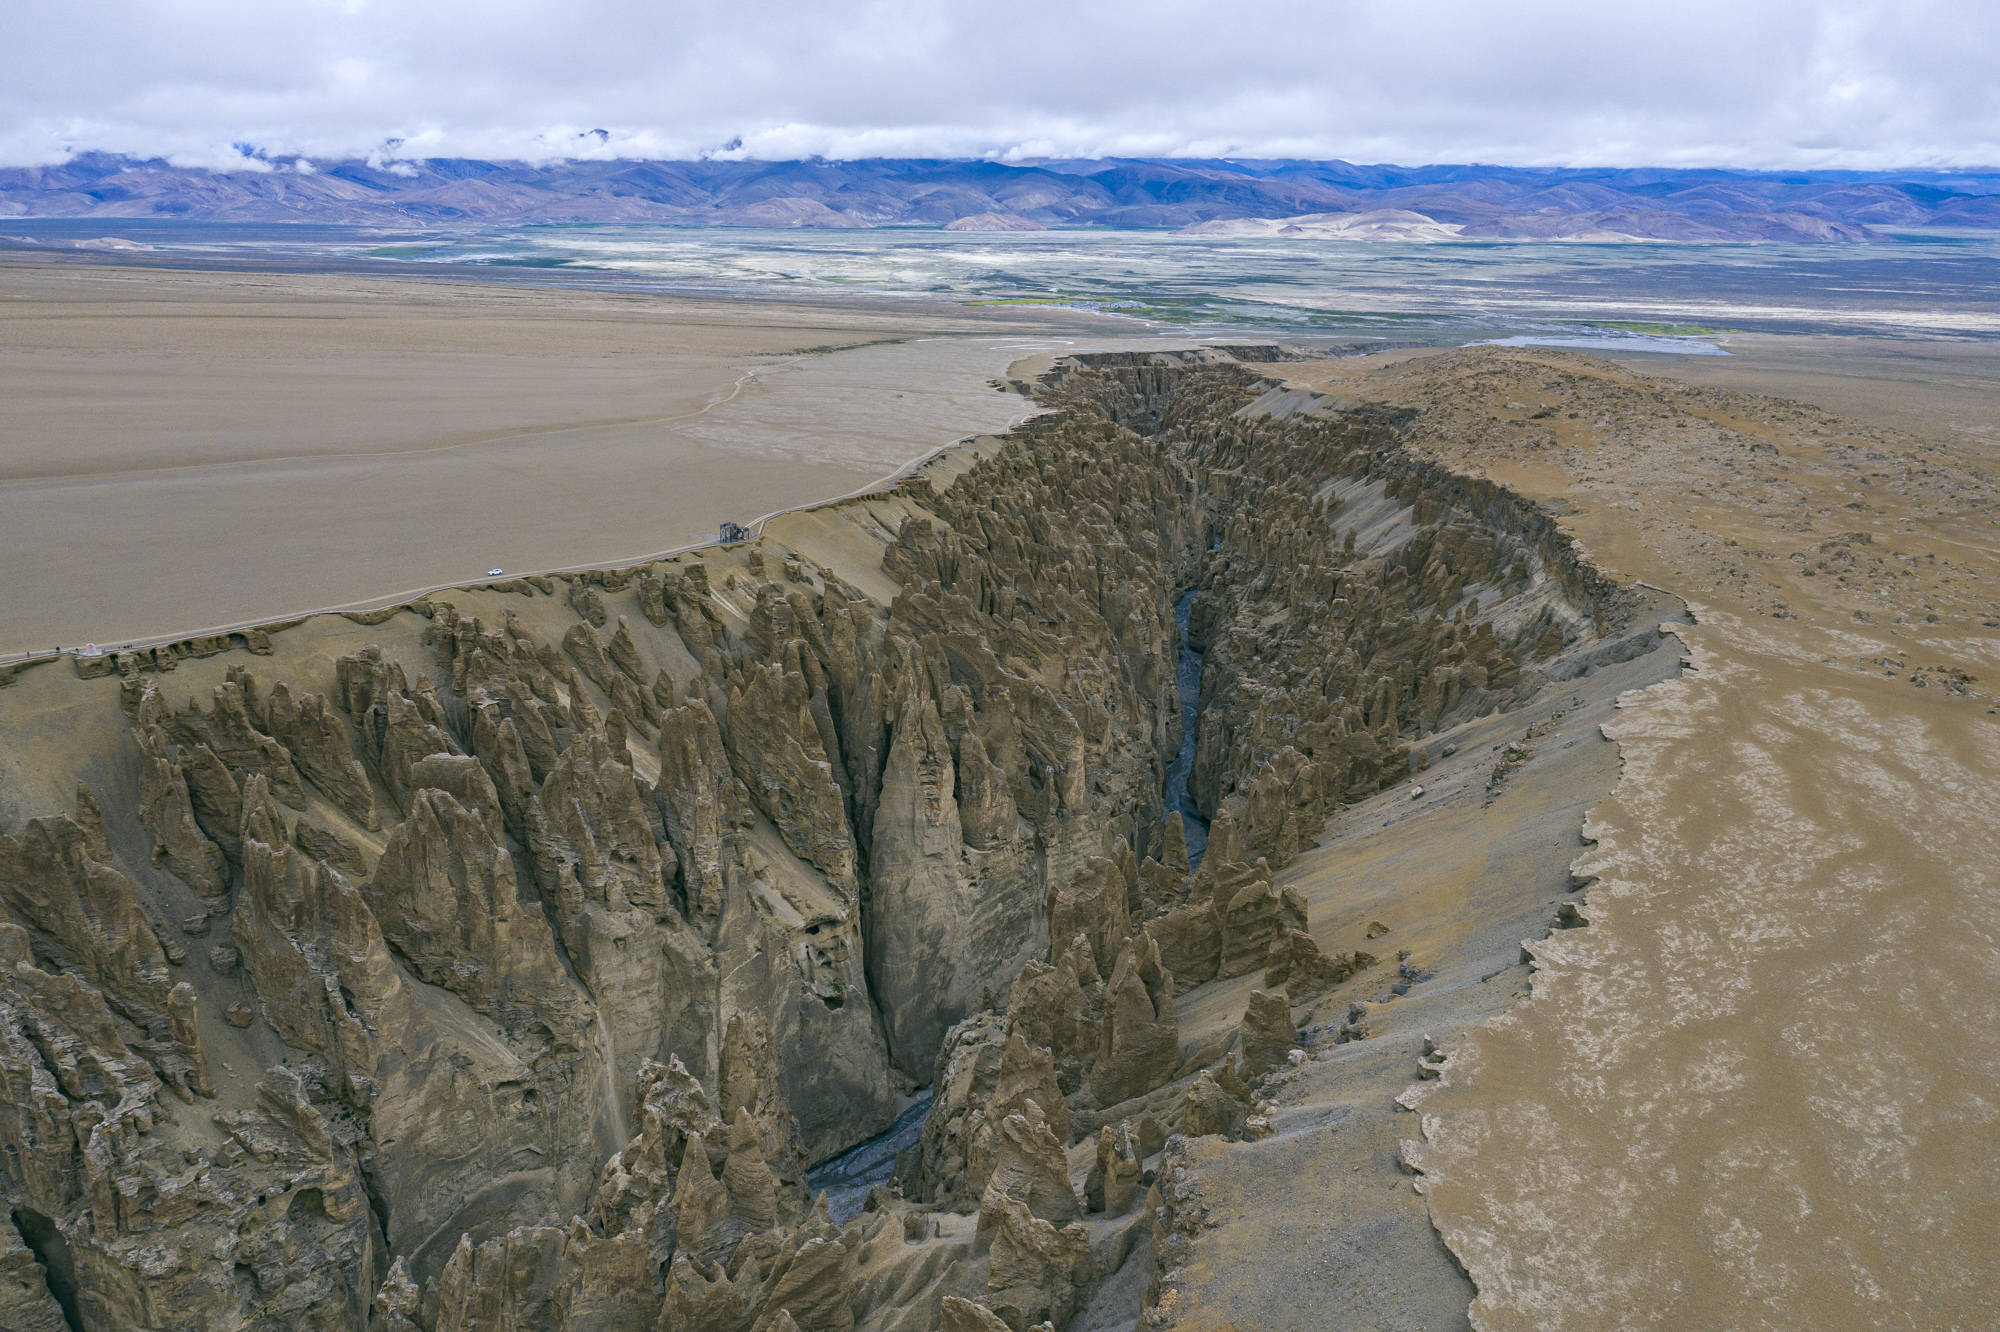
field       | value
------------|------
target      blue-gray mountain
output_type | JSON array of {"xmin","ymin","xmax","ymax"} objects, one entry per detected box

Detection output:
[{"xmin": 5, "ymin": 154, "xmax": 1999, "ymax": 238}]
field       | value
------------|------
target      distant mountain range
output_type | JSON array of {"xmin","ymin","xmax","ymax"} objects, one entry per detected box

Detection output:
[{"xmin": 4, "ymin": 154, "xmax": 1999, "ymax": 240}]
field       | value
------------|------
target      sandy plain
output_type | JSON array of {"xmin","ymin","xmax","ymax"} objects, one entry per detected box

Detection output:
[{"xmin": 0, "ymin": 262, "xmax": 1120, "ymax": 656}]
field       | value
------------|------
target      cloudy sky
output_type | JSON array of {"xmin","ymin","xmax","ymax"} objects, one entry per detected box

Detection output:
[{"xmin": 4, "ymin": 1, "xmax": 1995, "ymax": 170}]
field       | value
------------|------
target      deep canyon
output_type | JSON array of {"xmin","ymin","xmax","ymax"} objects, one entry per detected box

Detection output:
[{"xmin": 3, "ymin": 341, "xmax": 1989, "ymax": 1330}]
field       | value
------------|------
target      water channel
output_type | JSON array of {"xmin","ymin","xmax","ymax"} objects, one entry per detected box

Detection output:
[
  {"xmin": 1163, "ymin": 589, "xmax": 1211, "ymax": 869},
  {"xmin": 806, "ymin": 1092, "xmax": 933, "ymax": 1222},
  {"xmin": 805, "ymin": 588, "xmax": 1213, "ymax": 1213}
]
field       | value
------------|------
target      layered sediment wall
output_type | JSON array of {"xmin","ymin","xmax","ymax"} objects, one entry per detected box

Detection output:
[{"xmin": 0, "ymin": 351, "xmax": 1622, "ymax": 1329}]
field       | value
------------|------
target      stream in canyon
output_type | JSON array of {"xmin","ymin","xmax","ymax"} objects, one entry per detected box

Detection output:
[
  {"xmin": 806, "ymin": 1091, "xmax": 935, "ymax": 1222},
  {"xmin": 1164, "ymin": 588, "xmax": 1211, "ymax": 869},
  {"xmin": 804, "ymin": 587, "xmax": 1215, "ymax": 1220}
]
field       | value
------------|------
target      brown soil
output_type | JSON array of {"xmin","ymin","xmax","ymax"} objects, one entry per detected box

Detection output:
[
  {"xmin": 1257, "ymin": 345, "xmax": 2000, "ymax": 1329},
  {"xmin": 0, "ymin": 262, "xmax": 1114, "ymax": 654}
]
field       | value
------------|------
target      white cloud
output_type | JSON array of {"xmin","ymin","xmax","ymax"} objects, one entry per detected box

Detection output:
[{"xmin": 0, "ymin": 1, "xmax": 1994, "ymax": 168}]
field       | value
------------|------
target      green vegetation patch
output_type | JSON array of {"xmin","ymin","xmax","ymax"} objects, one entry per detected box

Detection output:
[
  {"xmin": 963, "ymin": 294, "xmax": 1101, "ymax": 308},
  {"xmin": 1590, "ymin": 320, "xmax": 1743, "ymax": 336}
]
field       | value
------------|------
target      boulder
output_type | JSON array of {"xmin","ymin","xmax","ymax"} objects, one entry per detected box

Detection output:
[
  {"xmin": 1239, "ymin": 989, "xmax": 1299, "ymax": 1076},
  {"xmin": 1265, "ymin": 930, "xmax": 1373, "ymax": 993},
  {"xmin": 939, "ymin": 1297, "xmax": 1019, "ymax": 1332},
  {"xmin": 1181, "ymin": 1056, "xmax": 1256, "ymax": 1140}
]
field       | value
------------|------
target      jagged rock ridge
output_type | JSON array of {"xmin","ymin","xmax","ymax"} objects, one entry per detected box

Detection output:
[{"xmin": 0, "ymin": 351, "xmax": 1614, "ymax": 1328}]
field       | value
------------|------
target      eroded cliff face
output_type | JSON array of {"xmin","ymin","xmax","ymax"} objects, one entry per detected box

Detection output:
[{"xmin": 0, "ymin": 351, "xmax": 1614, "ymax": 1329}]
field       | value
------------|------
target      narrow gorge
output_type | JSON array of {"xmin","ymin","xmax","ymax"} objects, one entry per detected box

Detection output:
[{"xmin": 0, "ymin": 348, "xmax": 1665, "ymax": 1330}]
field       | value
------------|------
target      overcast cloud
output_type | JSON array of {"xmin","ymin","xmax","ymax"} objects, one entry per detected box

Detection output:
[{"xmin": 2, "ymin": 1, "xmax": 1995, "ymax": 170}]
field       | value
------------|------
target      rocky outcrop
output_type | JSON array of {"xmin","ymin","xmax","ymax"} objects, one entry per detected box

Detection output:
[
  {"xmin": 1181, "ymin": 1056, "xmax": 1257, "ymax": 1140},
  {"xmin": 1085, "ymin": 1121, "xmax": 1142, "ymax": 1216},
  {"xmin": 866, "ymin": 683, "xmax": 973, "ymax": 1070},
  {"xmin": 978, "ymin": 1100, "xmax": 1079, "ymax": 1230},
  {"xmin": 1091, "ymin": 935, "xmax": 1178, "ymax": 1105},
  {"xmin": 1005, "ymin": 955, "xmax": 1094, "ymax": 1075},
  {"xmin": 429, "ymin": 1227, "xmax": 568, "ymax": 1331},
  {"xmin": 940, "ymin": 1296, "xmax": 1036, "ymax": 1332},
  {"xmin": 1051, "ymin": 857, "xmax": 1133, "ymax": 986},
  {"xmin": 1215, "ymin": 860, "xmax": 1284, "ymax": 979},
  {"xmin": 991, "ymin": 1030, "xmax": 1068, "ymax": 1145},
  {"xmin": 953, "ymin": 730, "xmax": 1017, "ymax": 848},
  {"xmin": 607, "ymin": 617, "xmax": 647, "ymax": 683},
  {"xmin": 719, "ymin": 1011, "xmax": 810, "ymax": 1200},
  {"xmin": 367, "ymin": 782, "xmax": 584, "ymax": 1027},
  {"xmin": 914, "ymin": 1013, "xmax": 1008, "ymax": 1209},
  {"xmin": 294, "ymin": 817, "xmax": 369, "ymax": 877},
  {"xmin": 655, "ymin": 683, "xmax": 734, "ymax": 930},
  {"xmin": 727, "ymin": 661, "xmax": 856, "ymax": 899},
  {"xmin": 131, "ymin": 720, "xmax": 228, "ymax": 904},
  {"xmin": 916, "ymin": 1021, "xmax": 1071, "ymax": 1219},
  {"xmin": 174, "ymin": 674, "xmax": 309, "ymax": 810},
  {"xmin": 0, "ymin": 904, "xmax": 379, "ymax": 1328},
  {"xmin": 1238, "ymin": 989, "xmax": 1299, "ymax": 1076},
  {"xmin": 707, "ymin": 836, "xmax": 893, "ymax": 1159},
  {"xmin": 267, "ymin": 680, "xmax": 376, "ymax": 828},
  {"xmin": 564, "ymin": 622, "xmax": 615, "ymax": 689},
  {"xmin": 335, "ymin": 651, "xmax": 463, "ymax": 816},
  {"xmin": 1143, "ymin": 899, "xmax": 1220, "ymax": 988},
  {"xmin": 234, "ymin": 773, "xmax": 613, "ymax": 1283},
  {"xmin": 0, "ymin": 1213, "xmax": 68, "ymax": 1332},
  {"xmin": 529, "ymin": 721, "xmax": 692, "ymax": 1109},
  {"xmin": 1265, "ymin": 930, "xmax": 1371, "ymax": 994},
  {"xmin": 0, "ymin": 809, "xmax": 173, "ymax": 1030},
  {"xmin": 983, "ymin": 1198, "xmax": 1092, "ymax": 1330}
]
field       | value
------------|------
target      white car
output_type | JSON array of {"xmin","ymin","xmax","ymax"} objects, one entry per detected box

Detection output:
[{"xmin": 488, "ymin": 568, "xmax": 505, "ymax": 577}]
